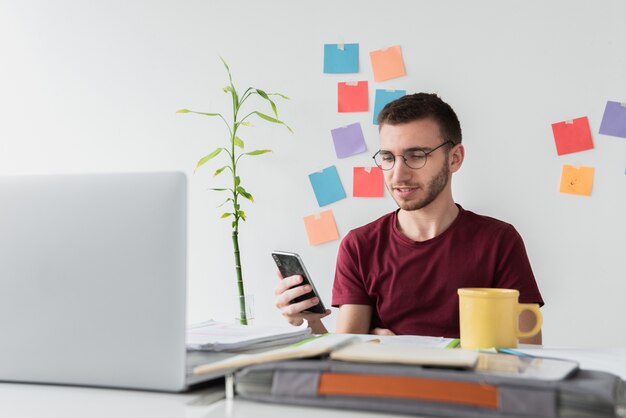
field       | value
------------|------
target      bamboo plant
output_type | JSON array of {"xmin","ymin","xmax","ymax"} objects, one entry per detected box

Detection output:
[{"xmin": 177, "ymin": 58, "xmax": 291, "ymax": 325}]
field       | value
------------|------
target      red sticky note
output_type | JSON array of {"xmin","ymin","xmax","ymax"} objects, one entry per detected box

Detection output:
[
  {"xmin": 353, "ymin": 167, "xmax": 384, "ymax": 197},
  {"xmin": 338, "ymin": 81, "xmax": 368, "ymax": 112},
  {"xmin": 551, "ymin": 116, "xmax": 594, "ymax": 155},
  {"xmin": 303, "ymin": 210, "xmax": 340, "ymax": 246}
]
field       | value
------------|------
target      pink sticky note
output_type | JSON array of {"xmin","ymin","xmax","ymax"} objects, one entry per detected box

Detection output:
[
  {"xmin": 369, "ymin": 45, "xmax": 406, "ymax": 82},
  {"xmin": 338, "ymin": 81, "xmax": 369, "ymax": 112},
  {"xmin": 353, "ymin": 167, "xmax": 384, "ymax": 197},
  {"xmin": 551, "ymin": 116, "xmax": 594, "ymax": 155},
  {"xmin": 303, "ymin": 210, "xmax": 340, "ymax": 246}
]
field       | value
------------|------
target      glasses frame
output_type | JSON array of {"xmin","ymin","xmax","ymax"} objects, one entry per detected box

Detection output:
[{"xmin": 372, "ymin": 140, "xmax": 453, "ymax": 171}]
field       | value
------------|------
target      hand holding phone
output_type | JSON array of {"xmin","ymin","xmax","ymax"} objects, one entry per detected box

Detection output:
[{"xmin": 272, "ymin": 251, "xmax": 327, "ymax": 314}]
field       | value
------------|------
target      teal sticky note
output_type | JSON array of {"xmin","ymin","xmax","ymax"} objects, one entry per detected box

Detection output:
[
  {"xmin": 373, "ymin": 89, "xmax": 406, "ymax": 124},
  {"xmin": 308, "ymin": 166, "xmax": 346, "ymax": 207},
  {"xmin": 324, "ymin": 43, "xmax": 359, "ymax": 74}
]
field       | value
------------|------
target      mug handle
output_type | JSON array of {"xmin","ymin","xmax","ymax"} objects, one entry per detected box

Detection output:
[{"xmin": 516, "ymin": 303, "xmax": 543, "ymax": 339}]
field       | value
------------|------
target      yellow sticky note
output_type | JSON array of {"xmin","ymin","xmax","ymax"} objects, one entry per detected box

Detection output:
[
  {"xmin": 303, "ymin": 210, "xmax": 340, "ymax": 246},
  {"xmin": 369, "ymin": 45, "xmax": 406, "ymax": 82},
  {"xmin": 559, "ymin": 165, "xmax": 594, "ymax": 196}
]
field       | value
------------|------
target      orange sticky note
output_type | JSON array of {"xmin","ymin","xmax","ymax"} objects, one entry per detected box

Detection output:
[
  {"xmin": 559, "ymin": 165, "xmax": 594, "ymax": 196},
  {"xmin": 369, "ymin": 45, "xmax": 406, "ymax": 82},
  {"xmin": 338, "ymin": 81, "xmax": 369, "ymax": 112},
  {"xmin": 353, "ymin": 167, "xmax": 384, "ymax": 197},
  {"xmin": 303, "ymin": 210, "xmax": 340, "ymax": 246},
  {"xmin": 551, "ymin": 116, "xmax": 594, "ymax": 156}
]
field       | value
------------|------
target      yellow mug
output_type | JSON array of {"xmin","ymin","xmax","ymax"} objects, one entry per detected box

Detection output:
[{"xmin": 457, "ymin": 288, "xmax": 542, "ymax": 349}]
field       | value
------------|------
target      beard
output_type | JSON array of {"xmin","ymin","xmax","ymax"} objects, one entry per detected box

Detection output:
[{"xmin": 389, "ymin": 156, "xmax": 450, "ymax": 211}]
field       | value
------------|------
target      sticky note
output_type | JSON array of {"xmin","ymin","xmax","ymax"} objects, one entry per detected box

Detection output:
[
  {"xmin": 599, "ymin": 101, "xmax": 626, "ymax": 139},
  {"xmin": 303, "ymin": 210, "xmax": 340, "ymax": 246},
  {"xmin": 308, "ymin": 166, "xmax": 346, "ymax": 207},
  {"xmin": 353, "ymin": 167, "xmax": 384, "ymax": 197},
  {"xmin": 373, "ymin": 89, "xmax": 406, "ymax": 124},
  {"xmin": 338, "ymin": 81, "xmax": 368, "ymax": 112},
  {"xmin": 369, "ymin": 45, "xmax": 406, "ymax": 82},
  {"xmin": 331, "ymin": 123, "xmax": 367, "ymax": 158},
  {"xmin": 559, "ymin": 165, "xmax": 594, "ymax": 196},
  {"xmin": 551, "ymin": 116, "xmax": 594, "ymax": 155},
  {"xmin": 324, "ymin": 43, "xmax": 359, "ymax": 74}
]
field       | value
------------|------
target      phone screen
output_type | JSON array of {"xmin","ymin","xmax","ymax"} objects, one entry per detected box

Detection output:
[{"xmin": 272, "ymin": 251, "xmax": 326, "ymax": 314}]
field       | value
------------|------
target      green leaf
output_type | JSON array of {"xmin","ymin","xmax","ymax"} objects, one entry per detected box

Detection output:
[
  {"xmin": 220, "ymin": 212, "xmax": 232, "ymax": 218},
  {"xmin": 240, "ymin": 121, "xmax": 254, "ymax": 127},
  {"xmin": 234, "ymin": 136, "xmax": 244, "ymax": 149},
  {"xmin": 231, "ymin": 221, "xmax": 237, "ymax": 229},
  {"xmin": 237, "ymin": 186, "xmax": 254, "ymax": 202},
  {"xmin": 177, "ymin": 109, "xmax": 222, "ymax": 118},
  {"xmin": 235, "ymin": 176, "xmax": 241, "ymax": 188},
  {"xmin": 268, "ymin": 92, "xmax": 290, "ymax": 100},
  {"xmin": 219, "ymin": 56, "xmax": 233, "ymax": 83},
  {"xmin": 213, "ymin": 166, "xmax": 228, "ymax": 177},
  {"xmin": 255, "ymin": 89, "xmax": 278, "ymax": 118},
  {"xmin": 254, "ymin": 111, "xmax": 293, "ymax": 133},
  {"xmin": 234, "ymin": 203, "xmax": 240, "ymax": 211},
  {"xmin": 254, "ymin": 111, "xmax": 281, "ymax": 123},
  {"xmin": 195, "ymin": 148, "xmax": 223, "ymax": 171},
  {"xmin": 217, "ymin": 198, "xmax": 233, "ymax": 208},
  {"xmin": 208, "ymin": 188, "xmax": 230, "ymax": 192},
  {"xmin": 223, "ymin": 86, "xmax": 234, "ymax": 94},
  {"xmin": 238, "ymin": 211, "xmax": 247, "ymax": 221},
  {"xmin": 244, "ymin": 149, "xmax": 272, "ymax": 156}
]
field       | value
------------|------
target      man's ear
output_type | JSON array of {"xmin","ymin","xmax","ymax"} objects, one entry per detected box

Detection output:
[{"xmin": 449, "ymin": 144, "xmax": 465, "ymax": 173}]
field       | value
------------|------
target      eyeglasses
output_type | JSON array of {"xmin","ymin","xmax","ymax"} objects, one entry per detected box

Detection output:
[{"xmin": 372, "ymin": 141, "xmax": 452, "ymax": 171}]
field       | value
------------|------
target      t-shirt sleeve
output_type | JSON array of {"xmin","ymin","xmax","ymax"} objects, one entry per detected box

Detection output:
[
  {"xmin": 495, "ymin": 225, "xmax": 545, "ymax": 307},
  {"xmin": 331, "ymin": 232, "xmax": 374, "ymax": 307}
]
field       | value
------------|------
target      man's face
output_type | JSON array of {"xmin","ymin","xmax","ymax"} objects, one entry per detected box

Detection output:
[{"xmin": 378, "ymin": 118, "xmax": 451, "ymax": 211}]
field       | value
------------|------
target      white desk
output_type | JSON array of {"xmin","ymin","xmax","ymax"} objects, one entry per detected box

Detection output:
[
  {"xmin": 2, "ymin": 347, "xmax": 623, "ymax": 418},
  {"xmin": 0, "ymin": 382, "xmax": 410, "ymax": 418}
]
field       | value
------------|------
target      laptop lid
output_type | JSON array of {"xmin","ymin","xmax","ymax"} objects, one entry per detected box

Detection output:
[{"xmin": 0, "ymin": 172, "xmax": 188, "ymax": 391}]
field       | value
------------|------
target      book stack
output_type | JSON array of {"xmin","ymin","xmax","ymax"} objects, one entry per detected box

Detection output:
[{"xmin": 186, "ymin": 320, "xmax": 312, "ymax": 351}]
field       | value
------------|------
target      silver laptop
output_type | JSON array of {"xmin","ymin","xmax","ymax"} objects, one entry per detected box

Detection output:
[{"xmin": 0, "ymin": 172, "xmax": 231, "ymax": 392}]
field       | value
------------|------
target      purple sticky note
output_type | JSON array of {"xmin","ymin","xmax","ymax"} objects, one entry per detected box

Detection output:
[
  {"xmin": 330, "ymin": 122, "xmax": 367, "ymax": 158},
  {"xmin": 599, "ymin": 101, "xmax": 626, "ymax": 139}
]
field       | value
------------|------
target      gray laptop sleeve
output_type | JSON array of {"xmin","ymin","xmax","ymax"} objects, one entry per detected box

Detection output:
[{"xmin": 235, "ymin": 360, "xmax": 626, "ymax": 418}]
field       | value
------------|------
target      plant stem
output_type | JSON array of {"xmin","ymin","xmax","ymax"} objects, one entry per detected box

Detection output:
[
  {"xmin": 232, "ymin": 230, "xmax": 247, "ymax": 325},
  {"xmin": 231, "ymin": 87, "xmax": 247, "ymax": 325}
]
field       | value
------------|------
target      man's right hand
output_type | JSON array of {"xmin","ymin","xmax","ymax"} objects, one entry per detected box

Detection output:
[{"xmin": 274, "ymin": 272, "xmax": 330, "ymax": 332}]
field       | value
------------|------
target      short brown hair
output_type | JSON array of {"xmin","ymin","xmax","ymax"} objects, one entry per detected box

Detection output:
[{"xmin": 377, "ymin": 93, "xmax": 462, "ymax": 145}]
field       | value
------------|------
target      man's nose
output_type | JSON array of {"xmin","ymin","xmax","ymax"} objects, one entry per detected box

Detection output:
[{"xmin": 390, "ymin": 157, "xmax": 412, "ymax": 180}]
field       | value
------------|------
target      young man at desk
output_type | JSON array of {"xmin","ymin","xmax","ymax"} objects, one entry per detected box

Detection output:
[{"xmin": 275, "ymin": 93, "xmax": 544, "ymax": 343}]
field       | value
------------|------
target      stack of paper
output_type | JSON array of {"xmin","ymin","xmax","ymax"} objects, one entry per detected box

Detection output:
[
  {"xmin": 186, "ymin": 320, "xmax": 312, "ymax": 351},
  {"xmin": 193, "ymin": 333, "xmax": 360, "ymax": 375}
]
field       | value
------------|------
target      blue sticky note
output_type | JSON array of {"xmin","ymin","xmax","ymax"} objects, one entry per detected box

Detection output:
[
  {"xmin": 308, "ymin": 166, "xmax": 346, "ymax": 207},
  {"xmin": 373, "ymin": 89, "xmax": 406, "ymax": 125},
  {"xmin": 324, "ymin": 43, "xmax": 359, "ymax": 74}
]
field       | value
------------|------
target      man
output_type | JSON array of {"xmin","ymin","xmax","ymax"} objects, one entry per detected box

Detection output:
[{"xmin": 275, "ymin": 93, "xmax": 544, "ymax": 342}]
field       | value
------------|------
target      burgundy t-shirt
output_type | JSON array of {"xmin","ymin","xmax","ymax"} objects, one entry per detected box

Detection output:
[{"xmin": 332, "ymin": 205, "xmax": 544, "ymax": 338}]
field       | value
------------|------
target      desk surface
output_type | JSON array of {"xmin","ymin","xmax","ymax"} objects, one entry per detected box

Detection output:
[
  {"xmin": 0, "ymin": 382, "xmax": 410, "ymax": 418},
  {"xmin": 2, "ymin": 346, "xmax": 624, "ymax": 418}
]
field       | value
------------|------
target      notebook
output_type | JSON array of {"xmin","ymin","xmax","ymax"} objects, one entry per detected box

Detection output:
[{"xmin": 0, "ymin": 171, "xmax": 234, "ymax": 392}]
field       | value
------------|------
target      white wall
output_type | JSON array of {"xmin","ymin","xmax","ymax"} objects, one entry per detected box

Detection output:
[{"xmin": 1, "ymin": 0, "xmax": 624, "ymax": 346}]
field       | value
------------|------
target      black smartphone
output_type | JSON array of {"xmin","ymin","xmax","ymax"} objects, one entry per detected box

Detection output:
[{"xmin": 271, "ymin": 251, "xmax": 327, "ymax": 314}]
